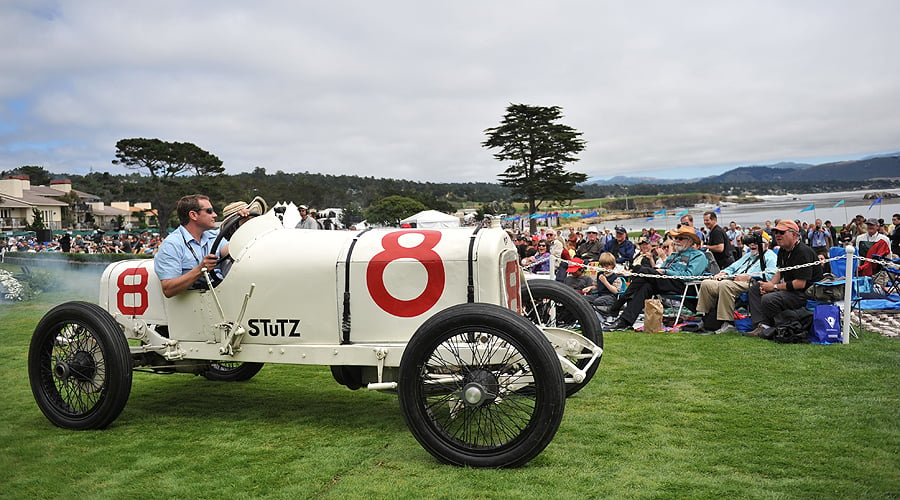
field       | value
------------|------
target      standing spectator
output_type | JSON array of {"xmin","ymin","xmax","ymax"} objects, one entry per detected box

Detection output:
[
  {"xmin": 807, "ymin": 218, "xmax": 833, "ymax": 258},
  {"xmin": 702, "ymin": 211, "xmax": 734, "ymax": 270},
  {"xmin": 824, "ymin": 220, "xmax": 837, "ymax": 243},
  {"xmin": 889, "ymin": 213, "xmax": 900, "ymax": 257},
  {"xmin": 295, "ymin": 205, "xmax": 320, "ymax": 230},
  {"xmin": 680, "ymin": 213, "xmax": 704, "ymax": 240}
]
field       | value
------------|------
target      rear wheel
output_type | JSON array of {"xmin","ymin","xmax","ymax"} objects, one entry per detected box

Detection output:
[
  {"xmin": 521, "ymin": 279, "xmax": 603, "ymax": 397},
  {"xmin": 398, "ymin": 303, "xmax": 565, "ymax": 468},
  {"xmin": 201, "ymin": 361, "xmax": 264, "ymax": 381},
  {"xmin": 28, "ymin": 301, "xmax": 132, "ymax": 429}
]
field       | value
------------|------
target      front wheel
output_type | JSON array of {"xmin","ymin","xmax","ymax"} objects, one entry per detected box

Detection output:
[
  {"xmin": 28, "ymin": 301, "xmax": 132, "ymax": 430},
  {"xmin": 201, "ymin": 361, "xmax": 264, "ymax": 381},
  {"xmin": 398, "ymin": 303, "xmax": 565, "ymax": 468}
]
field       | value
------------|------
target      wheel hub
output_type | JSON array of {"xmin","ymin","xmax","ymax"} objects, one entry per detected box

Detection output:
[
  {"xmin": 458, "ymin": 369, "xmax": 499, "ymax": 407},
  {"xmin": 54, "ymin": 351, "xmax": 96, "ymax": 382}
]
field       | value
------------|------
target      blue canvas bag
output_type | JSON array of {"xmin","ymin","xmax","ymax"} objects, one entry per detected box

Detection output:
[{"xmin": 809, "ymin": 304, "xmax": 841, "ymax": 344}]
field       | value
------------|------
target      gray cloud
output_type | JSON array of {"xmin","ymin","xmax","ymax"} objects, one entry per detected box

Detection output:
[{"xmin": 1, "ymin": 0, "xmax": 899, "ymax": 182}]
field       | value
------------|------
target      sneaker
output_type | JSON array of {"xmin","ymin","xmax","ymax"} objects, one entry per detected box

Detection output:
[{"xmin": 715, "ymin": 322, "xmax": 737, "ymax": 335}]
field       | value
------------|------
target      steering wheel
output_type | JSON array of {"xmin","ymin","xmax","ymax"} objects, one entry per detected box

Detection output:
[{"xmin": 205, "ymin": 212, "xmax": 260, "ymax": 288}]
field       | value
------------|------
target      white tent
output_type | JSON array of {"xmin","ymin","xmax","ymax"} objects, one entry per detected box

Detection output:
[{"xmin": 399, "ymin": 210, "xmax": 460, "ymax": 228}]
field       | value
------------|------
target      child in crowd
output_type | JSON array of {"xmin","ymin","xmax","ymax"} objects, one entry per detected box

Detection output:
[{"xmin": 585, "ymin": 252, "xmax": 625, "ymax": 309}]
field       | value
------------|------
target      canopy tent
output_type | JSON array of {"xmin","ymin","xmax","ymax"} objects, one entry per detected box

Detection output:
[{"xmin": 399, "ymin": 210, "xmax": 460, "ymax": 228}]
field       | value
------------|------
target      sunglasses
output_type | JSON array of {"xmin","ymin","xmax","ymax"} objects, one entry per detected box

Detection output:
[
  {"xmin": 675, "ymin": 236, "xmax": 692, "ymax": 241},
  {"xmin": 194, "ymin": 207, "xmax": 215, "ymax": 214},
  {"xmin": 772, "ymin": 229, "xmax": 786, "ymax": 235}
]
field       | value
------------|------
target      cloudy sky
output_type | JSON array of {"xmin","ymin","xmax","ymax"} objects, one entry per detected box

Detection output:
[{"xmin": 2, "ymin": 1, "xmax": 898, "ymax": 183}]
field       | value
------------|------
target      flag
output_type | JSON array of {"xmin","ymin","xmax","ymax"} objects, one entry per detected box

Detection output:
[
  {"xmin": 645, "ymin": 217, "xmax": 655, "ymax": 222},
  {"xmin": 714, "ymin": 206, "xmax": 721, "ymax": 214},
  {"xmin": 868, "ymin": 197, "xmax": 882, "ymax": 210},
  {"xmin": 800, "ymin": 204, "xmax": 815, "ymax": 213},
  {"xmin": 675, "ymin": 209, "xmax": 689, "ymax": 217},
  {"xmin": 653, "ymin": 209, "xmax": 666, "ymax": 216},
  {"xmin": 833, "ymin": 199, "xmax": 845, "ymax": 208},
  {"xmin": 582, "ymin": 211, "xmax": 598, "ymax": 218}
]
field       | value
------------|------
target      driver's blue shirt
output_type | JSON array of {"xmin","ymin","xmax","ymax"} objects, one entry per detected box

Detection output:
[{"xmin": 154, "ymin": 225, "xmax": 226, "ymax": 281}]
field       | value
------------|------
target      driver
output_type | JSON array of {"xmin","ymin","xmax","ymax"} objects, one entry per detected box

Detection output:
[{"xmin": 154, "ymin": 194, "xmax": 248, "ymax": 298}]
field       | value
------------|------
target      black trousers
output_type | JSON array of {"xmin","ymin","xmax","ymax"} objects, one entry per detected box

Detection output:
[
  {"xmin": 747, "ymin": 281, "xmax": 807, "ymax": 327},
  {"xmin": 615, "ymin": 266, "xmax": 686, "ymax": 325}
]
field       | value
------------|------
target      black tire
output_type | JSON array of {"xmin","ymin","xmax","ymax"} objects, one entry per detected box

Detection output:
[
  {"xmin": 201, "ymin": 361, "xmax": 264, "ymax": 381},
  {"xmin": 521, "ymin": 279, "xmax": 603, "ymax": 397},
  {"xmin": 398, "ymin": 303, "xmax": 565, "ymax": 468},
  {"xmin": 28, "ymin": 301, "xmax": 132, "ymax": 430}
]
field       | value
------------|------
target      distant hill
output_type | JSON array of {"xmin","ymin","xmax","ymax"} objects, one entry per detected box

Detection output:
[
  {"xmin": 586, "ymin": 155, "xmax": 900, "ymax": 185},
  {"xmin": 705, "ymin": 156, "xmax": 900, "ymax": 183}
]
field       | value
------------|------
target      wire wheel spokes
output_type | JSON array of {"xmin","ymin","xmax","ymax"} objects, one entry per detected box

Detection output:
[
  {"xmin": 47, "ymin": 323, "xmax": 107, "ymax": 415},
  {"xmin": 418, "ymin": 330, "xmax": 538, "ymax": 449}
]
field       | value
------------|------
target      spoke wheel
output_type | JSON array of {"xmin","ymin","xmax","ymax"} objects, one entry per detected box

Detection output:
[
  {"xmin": 28, "ymin": 301, "xmax": 132, "ymax": 430},
  {"xmin": 398, "ymin": 303, "xmax": 565, "ymax": 468},
  {"xmin": 201, "ymin": 361, "xmax": 264, "ymax": 381},
  {"xmin": 521, "ymin": 279, "xmax": 603, "ymax": 397}
]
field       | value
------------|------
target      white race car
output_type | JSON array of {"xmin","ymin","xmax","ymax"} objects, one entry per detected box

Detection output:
[{"xmin": 28, "ymin": 204, "xmax": 602, "ymax": 467}]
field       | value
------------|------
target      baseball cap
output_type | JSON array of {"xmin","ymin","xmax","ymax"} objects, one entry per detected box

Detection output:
[{"xmin": 773, "ymin": 220, "xmax": 799, "ymax": 232}]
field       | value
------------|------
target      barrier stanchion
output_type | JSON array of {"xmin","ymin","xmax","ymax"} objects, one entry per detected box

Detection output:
[{"xmin": 842, "ymin": 245, "xmax": 855, "ymax": 344}]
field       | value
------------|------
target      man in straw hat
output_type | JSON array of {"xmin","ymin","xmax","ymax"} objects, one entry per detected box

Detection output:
[{"xmin": 600, "ymin": 226, "xmax": 707, "ymax": 330}]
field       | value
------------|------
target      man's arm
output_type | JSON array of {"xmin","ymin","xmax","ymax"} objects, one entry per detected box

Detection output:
[{"xmin": 160, "ymin": 254, "xmax": 218, "ymax": 298}]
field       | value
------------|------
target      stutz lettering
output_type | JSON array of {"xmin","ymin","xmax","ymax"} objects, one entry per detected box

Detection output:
[{"xmin": 247, "ymin": 318, "xmax": 301, "ymax": 337}]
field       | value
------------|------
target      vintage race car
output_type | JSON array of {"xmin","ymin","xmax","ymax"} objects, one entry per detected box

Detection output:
[{"xmin": 28, "ymin": 204, "xmax": 603, "ymax": 468}]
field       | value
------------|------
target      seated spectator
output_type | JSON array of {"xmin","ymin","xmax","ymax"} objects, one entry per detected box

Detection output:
[
  {"xmin": 584, "ymin": 252, "xmax": 625, "ymax": 309},
  {"xmin": 522, "ymin": 240, "xmax": 551, "ymax": 274},
  {"xmin": 599, "ymin": 226, "xmax": 708, "ymax": 330},
  {"xmin": 856, "ymin": 218, "xmax": 891, "ymax": 257},
  {"xmin": 745, "ymin": 219, "xmax": 823, "ymax": 337},
  {"xmin": 601, "ymin": 226, "xmax": 636, "ymax": 266},
  {"xmin": 632, "ymin": 239, "xmax": 656, "ymax": 268},
  {"xmin": 696, "ymin": 233, "xmax": 777, "ymax": 335},
  {"xmin": 562, "ymin": 258, "xmax": 593, "ymax": 293}
]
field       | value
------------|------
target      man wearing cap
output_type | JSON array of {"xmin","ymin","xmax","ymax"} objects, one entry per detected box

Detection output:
[
  {"xmin": 855, "ymin": 218, "xmax": 890, "ymax": 256},
  {"xmin": 601, "ymin": 226, "xmax": 636, "ymax": 265},
  {"xmin": 600, "ymin": 226, "xmax": 708, "ymax": 330},
  {"xmin": 576, "ymin": 226, "xmax": 603, "ymax": 263},
  {"xmin": 745, "ymin": 219, "xmax": 823, "ymax": 337},
  {"xmin": 295, "ymin": 204, "xmax": 320, "ymax": 230},
  {"xmin": 155, "ymin": 194, "xmax": 248, "ymax": 298}
]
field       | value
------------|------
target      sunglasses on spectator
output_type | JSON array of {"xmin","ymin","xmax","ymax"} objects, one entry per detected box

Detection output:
[
  {"xmin": 772, "ymin": 229, "xmax": 786, "ymax": 235},
  {"xmin": 194, "ymin": 207, "xmax": 215, "ymax": 214},
  {"xmin": 675, "ymin": 236, "xmax": 691, "ymax": 241}
]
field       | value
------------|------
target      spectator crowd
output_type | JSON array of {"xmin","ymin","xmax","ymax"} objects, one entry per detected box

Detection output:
[{"xmin": 517, "ymin": 212, "xmax": 900, "ymax": 337}]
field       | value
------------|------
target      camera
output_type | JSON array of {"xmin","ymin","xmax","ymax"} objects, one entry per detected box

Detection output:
[{"xmin": 741, "ymin": 231, "xmax": 764, "ymax": 247}]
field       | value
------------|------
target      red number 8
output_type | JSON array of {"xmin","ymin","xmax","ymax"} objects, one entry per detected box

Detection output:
[
  {"xmin": 367, "ymin": 230, "xmax": 445, "ymax": 317},
  {"xmin": 117, "ymin": 267, "xmax": 149, "ymax": 315}
]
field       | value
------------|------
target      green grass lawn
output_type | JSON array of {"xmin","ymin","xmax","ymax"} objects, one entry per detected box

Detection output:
[{"xmin": 1, "ymin": 288, "xmax": 897, "ymax": 499}]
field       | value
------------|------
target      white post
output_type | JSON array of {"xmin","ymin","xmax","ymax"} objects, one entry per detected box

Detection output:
[{"xmin": 842, "ymin": 245, "xmax": 855, "ymax": 344}]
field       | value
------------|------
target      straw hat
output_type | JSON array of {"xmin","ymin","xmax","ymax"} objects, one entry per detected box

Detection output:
[
  {"xmin": 221, "ymin": 196, "xmax": 268, "ymax": 221},
  {"xmin": 667, "ymin": 226, "xmax": 701, "ymax": 245}
]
